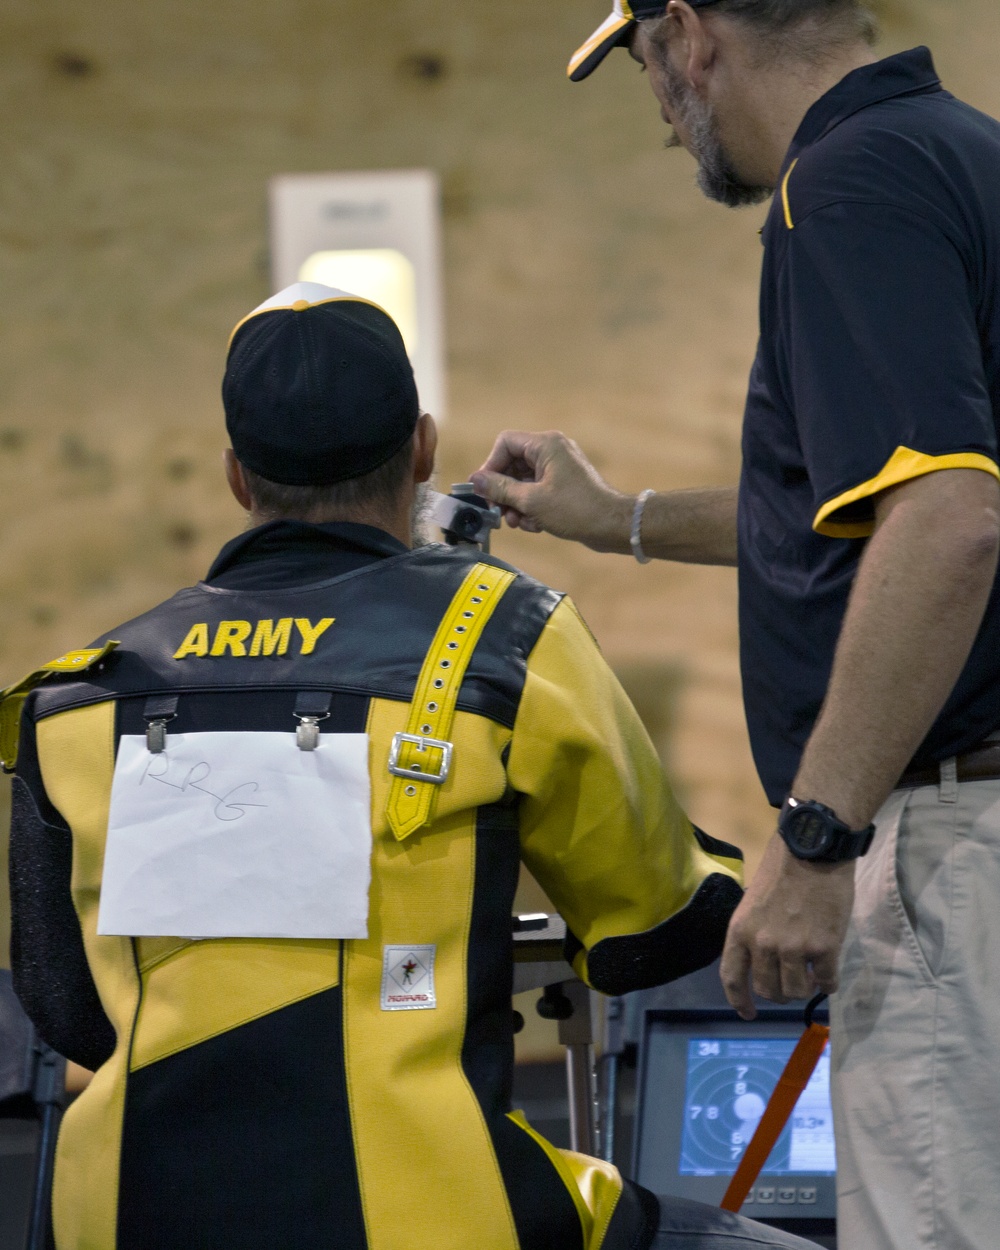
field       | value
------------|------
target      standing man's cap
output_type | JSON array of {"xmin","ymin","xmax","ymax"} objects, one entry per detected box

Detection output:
[
  {"xmin": 568, "ymin": 0, "xmax": 721, "ymax": 82},
  {"xmin": 223, "ymin": 281, "xmax": 420, "ymax": 487}
]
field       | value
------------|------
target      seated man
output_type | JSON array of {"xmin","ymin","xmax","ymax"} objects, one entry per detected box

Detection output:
[{"xmin": 5, "ymin": 284, "xmax": 810, "ymax": 1250}]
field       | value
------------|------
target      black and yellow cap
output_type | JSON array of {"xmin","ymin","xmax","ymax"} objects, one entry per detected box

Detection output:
[
  {"xmin": 223, "ymin": 282, "xmax": 420, "ymax": 487},
  {"xmin": 568, "ymin": 0, "xmax": 722, "ymax": 82}
]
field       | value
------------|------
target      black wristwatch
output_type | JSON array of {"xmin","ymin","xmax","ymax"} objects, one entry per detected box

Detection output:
[{"xmin": 778, "ymin": 796, "xmax": 875, "ymax": 863}]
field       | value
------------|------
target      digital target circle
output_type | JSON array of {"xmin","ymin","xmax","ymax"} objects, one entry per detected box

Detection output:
[{"xmin": 679, "ymin": 1040, "xmax": 793, "ymax": 1174}]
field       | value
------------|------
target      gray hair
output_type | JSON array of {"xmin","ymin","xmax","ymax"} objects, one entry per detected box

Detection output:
[
  {"xmin": 646, "ymin": 0, "xmax": 877, "ymax": 63},
  {"xmin": 241, "ymin": 435, "xmax": 416, "ymax": 524}
]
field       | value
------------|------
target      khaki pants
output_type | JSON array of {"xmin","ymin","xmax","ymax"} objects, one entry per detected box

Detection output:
[{"xmin": 831, "ymin": 769, "xmax": 1000, "ymax": 1250}]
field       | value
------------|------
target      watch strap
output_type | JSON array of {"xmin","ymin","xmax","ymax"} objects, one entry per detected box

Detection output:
[
  {"xmin": 779, "ymin": 796, "xmax": 875, "ymax": 863},
  {"xmin": 826, "ymin": 823, "xmax": 876, "ymax": 862}
]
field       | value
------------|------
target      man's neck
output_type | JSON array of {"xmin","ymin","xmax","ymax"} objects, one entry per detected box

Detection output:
[
  {"xmin": 724, "ymin": 44, "xmax": 879, "ymax": 188},
  {"xmin": 248, "ymin": 508, "xmax": 414, "ymax": 548}
]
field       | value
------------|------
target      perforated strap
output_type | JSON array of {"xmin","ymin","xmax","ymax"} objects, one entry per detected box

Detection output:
[
  {"xmin": 719, "ymin": 1020, "xmax": 831, "ymax": 1212},
  {"xmin": 386, "ymin": 562, "xmax": 515, "ymax": 841}
]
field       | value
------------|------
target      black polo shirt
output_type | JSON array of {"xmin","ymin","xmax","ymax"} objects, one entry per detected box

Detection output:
[{"xmin": 739, "ymin": 47, "xmax": 1000, "ymax": 805}]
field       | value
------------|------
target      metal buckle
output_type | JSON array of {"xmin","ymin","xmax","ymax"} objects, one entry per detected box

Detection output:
[{"xmin": 388, "ymin": 732, "xmax": 454, "ymax": 785}]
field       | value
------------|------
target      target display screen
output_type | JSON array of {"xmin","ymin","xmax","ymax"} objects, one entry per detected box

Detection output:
[{"xmin": 679, "ymin": 1037, "xmax": 836, "ymax": 1176}]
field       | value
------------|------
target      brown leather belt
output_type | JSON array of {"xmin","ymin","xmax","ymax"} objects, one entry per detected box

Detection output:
[{"xmin": 897, "ymin": 739, "xmax": 1000, "ymax": 790}]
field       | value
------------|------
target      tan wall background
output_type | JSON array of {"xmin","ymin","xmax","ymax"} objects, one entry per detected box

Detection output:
[{"xmin": 1, "ymin": 0, "xmax": 997, "ymax": 1024}]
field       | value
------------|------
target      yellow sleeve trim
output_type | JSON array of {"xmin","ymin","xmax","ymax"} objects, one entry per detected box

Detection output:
[
  {"xmin": 813, "ymin": 446, "xmax": 1000, "ymax": 538},
  {"xmin": 781, "ymin": 159, "xmax": 799, "ymax": 230}
]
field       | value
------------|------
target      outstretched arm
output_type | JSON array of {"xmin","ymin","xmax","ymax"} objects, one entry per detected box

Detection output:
[{"xmin": 471, "ymin": 430, "xmax": 738, "ymax": 566}]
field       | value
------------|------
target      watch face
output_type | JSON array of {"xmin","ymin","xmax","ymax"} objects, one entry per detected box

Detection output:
[{"xmin": 789, "ymin": 808, "xmax": 833, "ymax": 856}]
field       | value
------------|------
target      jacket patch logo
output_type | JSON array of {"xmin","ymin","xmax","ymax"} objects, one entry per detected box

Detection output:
[
  {"xmin": 381, "ymin": 944, "xmax": 436, "ymax": 1011},
  {"xmin": 173, "ymin": 618, "xmax": 334, "ymax": 660}
]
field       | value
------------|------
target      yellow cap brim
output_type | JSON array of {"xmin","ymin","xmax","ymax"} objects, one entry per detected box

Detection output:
[{"xmin": 567, "ymin": 12, "xmax": 634, "ymax": 82}]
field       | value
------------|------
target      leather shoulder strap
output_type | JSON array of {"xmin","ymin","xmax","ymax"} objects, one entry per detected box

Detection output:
[{"xmin": 386, "ymin": 561, "xmax": 515, "ymax": 840}]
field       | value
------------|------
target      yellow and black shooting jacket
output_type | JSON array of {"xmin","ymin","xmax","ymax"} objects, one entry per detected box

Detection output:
[{"xmin": 7, "ymin": 527, "xmax": 743, "ymax": 1250}]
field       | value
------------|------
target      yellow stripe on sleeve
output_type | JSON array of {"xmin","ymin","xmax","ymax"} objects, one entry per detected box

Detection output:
[
  {"xmin": 813, "ymin": 446, "xmax": 1000, "ymax": 538},
  {"xmin": 781, "ymin": 159, "xmax": 799, "ymax": 229}
]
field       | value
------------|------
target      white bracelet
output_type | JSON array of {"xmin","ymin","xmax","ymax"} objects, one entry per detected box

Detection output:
[{"xmin": 630, "ymin": 489, "xmax": 655, "ymax": 565}]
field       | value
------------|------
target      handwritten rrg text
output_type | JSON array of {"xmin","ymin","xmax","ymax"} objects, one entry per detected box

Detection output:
[{"xmin": 140, "ymin": 755, "xmax": 268, "ymax": 822}]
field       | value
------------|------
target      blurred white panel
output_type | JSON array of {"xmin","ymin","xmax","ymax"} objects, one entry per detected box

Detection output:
[{"xmin": 270, "ymin": 171, "xmax": 446, "ymax": 419}]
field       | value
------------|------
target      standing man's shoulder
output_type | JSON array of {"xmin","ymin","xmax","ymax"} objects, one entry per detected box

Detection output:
[{"xmin": 777, "ymin": 48, "xmax": 1000, "ymax": 239}]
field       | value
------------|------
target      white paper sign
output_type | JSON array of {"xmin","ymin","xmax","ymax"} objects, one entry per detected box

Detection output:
[{"xmin": 98, "ymin": 732, "xmax": 372, "ymax": 939}]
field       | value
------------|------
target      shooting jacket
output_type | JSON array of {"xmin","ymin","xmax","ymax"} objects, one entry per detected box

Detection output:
[{"xmin": 6, "ymin": 528, "xmax": 743, "ymax": 1250}]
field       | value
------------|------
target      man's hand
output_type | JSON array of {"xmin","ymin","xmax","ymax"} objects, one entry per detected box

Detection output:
[
  {"xmin": 720, "ymin": 834, "xmax": 855, "ymax": 1020},
  {"xmin": 471, "ymin": 430, "xmax": 633, "ymax": 552}
]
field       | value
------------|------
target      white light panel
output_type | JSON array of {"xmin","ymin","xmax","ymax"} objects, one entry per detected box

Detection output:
[
  {"xmin": 298, "ymin": 249, "xmax": 418, "ymax": 355},
  {"xmin": 270, "ymin": 171, "xmax": 446, "ymax": 420}
]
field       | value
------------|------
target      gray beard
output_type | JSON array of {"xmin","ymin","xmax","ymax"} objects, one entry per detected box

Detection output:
[
  {"xmin": 663, "ymin": 62, "xmax": 773, "ymax": 208},
  {"xmin": 410, "ymin": 481, "xmax": 436, "ymax": 548}
]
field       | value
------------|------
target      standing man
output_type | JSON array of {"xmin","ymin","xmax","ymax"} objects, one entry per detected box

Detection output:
[{"xmin": 473, "ymin": 3, "xmax": 1000, "ymax": 1248}]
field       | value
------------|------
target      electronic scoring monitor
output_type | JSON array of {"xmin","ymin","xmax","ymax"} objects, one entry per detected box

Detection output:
[{"xmin": 632, "ymin": 1011, "xmax": 837, "ymax": 1227}]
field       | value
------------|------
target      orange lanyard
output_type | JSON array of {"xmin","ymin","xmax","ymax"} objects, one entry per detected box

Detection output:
[{"xmin": 720, "ymin": 996, "xmax": 830, "ymax": 1213}]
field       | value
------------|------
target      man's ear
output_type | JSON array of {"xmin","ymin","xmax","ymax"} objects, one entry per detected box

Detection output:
[
  {"xmin": 666, "ymin": 0, "xmax": 716, "ymax": 91},
  {"xmin": 412, "ymin": 413, "xmax": 438, "ymax": 485},
  {"xmin": 224, "ymin": 448, "xmax": 254, "ymax": 511}
]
